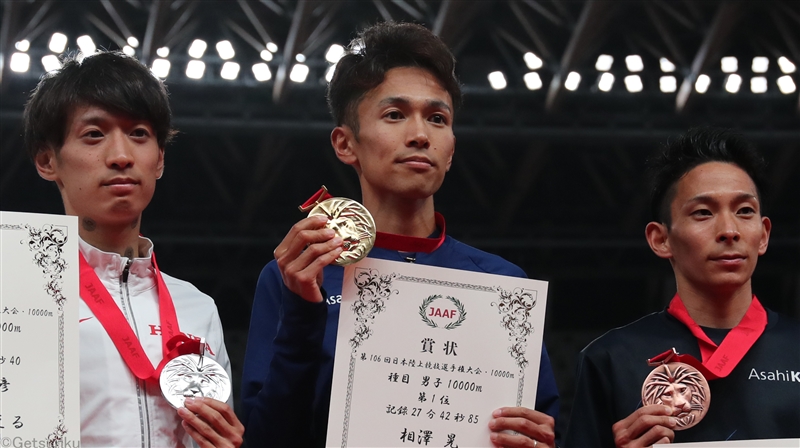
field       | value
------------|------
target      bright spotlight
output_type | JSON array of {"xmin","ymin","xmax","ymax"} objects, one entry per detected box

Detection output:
[
  {"xmin": 49, "ymin": 33, "xmax": 68, "ymax": 53},
  {"xmin": 127, "ymin": 36, "xmax": 139, "ymax": 48},
  {"xmin": 625, "ymin": 55, "xmax": 643, "ymax": 72},
  {"xmin": 695, "ymin": 74, "xmax": 711, "ymax": 93},
  {"xmin": 488, "ymin": 71, "xmax": 507, "ymax": 90},
  {"xmin": 564, "ymin": 71, "xmax": 581, "ymax": 91},
  {"xmin": 751, "ymin": 57, "xmax": 769, "ymax": 73},
  {"xmin": 260, "ymin": 50, "xmax": 273, "ymax": 61},
  {"xmin": 777, "ymin": 75, "xmax": 796, "ymax": 94},
  {"xmin": 750, "ymin": 76, "xmax": 767, "ymax": 93},
  {"xmin": 720, "ymin": 56, "xmax": 738, "ymax": 73},
  {"xmin": 252, "ymin": 63, "xmax": 272, "ymax": 82},
  {"xmin": 524, "ymin": 52, "xmax": 543, "ymax": 70},
  {"xmin": 77, "ymin": 35, "xmax": 96, "ymax": 55},
  {"xmin": 122, "ymin": 45, "xmax": 135, "ymax": 56},
  {"xmin": 325, "ymin": 44, "xmax": 345, "ymax": 63},
  {"xmin": 289, "ymin": 63, "xmax": 309, "ymax": 83},
  {"xmin": 15, "ymin": 40, "xmax": 30, "ymax": 52},
  {"xmin": 151, "ymin": 59, "xmax": 171, "ymax": 78},
  {"xmin": 186, "ymin": 60, "xmax": 205, "ymax": 79},
  {"xmin": 325, "ymin": 65, "xmax": 336, "ymax": 82},
  {"xmin": 156, "ymin": 47, "xmax": 170, "ymax": 57},
  {"xmin": 523, "ymin": 72, "xmax": 542, "ymax": 90},
  {"xmin": 659, "ymin": 57, "xmax": 676, "ymax": 73},
  {"xmin": 266, "ymin": 42, "xmax": 278, "ymax": 53},
  {"xmin": 659, "ymin": 76, "xmax": 677, "ymax": 93},
  {"xmin": 9, "ymin": 52, "xmax": 31, "ymax": 72},
  {"xmin": 216, "ymin": 40, "xmax": 235, "ymax": 60},
  {"xmin": 41, "ymin": 55, "xmax": 61, "ymax": 73},
  {"xmin": 777, "ymin": 57, "xmax": 796, "ymax": 74},
  {"xmin": 293, "ymin": 53, "xmax": 305, "ymax": 63},
  {"xmin": 220, "ymin": 61, "xmax": 240, "ymax": 80},
  {"xmin": 624, "ymin": 75, "xmax": 643, "ymax": 92},
  {"xmin": 724, "ymin": 74, "xmax": 742, "ymax": 93},
  {"xmin": 595, "ymin": 54, "xmax": 613, "ymax": 71},
  {"xmin": 188, "ymin": 39, "xmax": 207, "ymax": 58},
  {"xmin": 598, "ymin": 72, "xmax": 614, "ymax": 92}
]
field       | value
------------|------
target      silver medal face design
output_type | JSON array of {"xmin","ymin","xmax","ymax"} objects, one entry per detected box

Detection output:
[
  {"xmin": 160, "ymin": 354, "xmax": 231, "ymax": 409},
  {"xmin": 641, "ymin": 361, "xmax": 711, "ymax": 430},
  {"xmin": 308, "ymin": 198, "xmax": 376, "ymax": 266}
]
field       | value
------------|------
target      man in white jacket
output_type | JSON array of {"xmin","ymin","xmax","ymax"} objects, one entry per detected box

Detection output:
[{"xmin": 24, "ymin": 50, "xmax": 244, "ymax": 448}]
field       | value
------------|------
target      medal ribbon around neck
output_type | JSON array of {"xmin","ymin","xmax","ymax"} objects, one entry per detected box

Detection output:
[
  {"xmin": 79, "ymin": 252, "xmax": 201, "ymax": 382},
  {"xmin": 658, "ymin": 294, "xmax": 767, "ymax": 380}
]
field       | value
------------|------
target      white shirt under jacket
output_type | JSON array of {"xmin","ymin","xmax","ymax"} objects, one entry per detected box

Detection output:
[{"xmin": 78, "ymin": 237, "xmax": 232, "ymax": 448}]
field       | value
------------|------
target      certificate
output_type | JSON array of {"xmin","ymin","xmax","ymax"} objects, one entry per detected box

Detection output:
[
  {"xmin": 327, "ymin": 258, "xmax": 548, "ymax": 448},
  {"xmin": 0, "ymin": 212, "xmax": 80, "ymax": 447}
]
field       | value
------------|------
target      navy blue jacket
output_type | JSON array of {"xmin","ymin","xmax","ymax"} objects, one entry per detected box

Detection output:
[{"xmin": 241, "ymin": 235, "xmax": 560, "ymax": 447}]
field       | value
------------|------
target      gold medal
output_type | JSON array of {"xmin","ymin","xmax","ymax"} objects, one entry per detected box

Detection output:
[
  {"xmin": 299, "ymin": 186, "xmax": 376, "ymax": 266},
  {"xmin": 641, "ymin": 348, "xmax": 711, "ymax": 430}
]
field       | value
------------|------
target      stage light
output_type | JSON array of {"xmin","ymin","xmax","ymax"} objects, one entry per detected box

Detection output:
[
  {"xmin": 9, "ymin": 52, "xmax": 30, "ymax": 72},
  {"xmin": 523, "ymin": 72, "xmax": 542, "ymax": 90},
  {"xmin": 41, "ymin": 55, "xmax": 61, "ymax": 73},
  {"xmin": 721, "ymin": 56, "xmax": 737, "ymax": 73},
  {"xmin": 266, "ymin": 42, "xmax": 278, "ymax": 53},
  {"xmin": 186, "ymin": 60, "xmax": 205, "ymax": 79},
  {"xmin": 260, "ymin": 50, "xmax": 273, "ymax": 61},
  {"xmin": 659, "ymin": 76, "xmax": 677, "ymax": 93},
  {"xmin": 77, "ymin": 35, "xmax": 96, "ymax": 55},
  {"xmin": 252, "ymin": 63, "xmax": 272, "ymax": 81},
  {"xmin": 127, "ymin": 36, "xmax": 139, "ymax": 48},
  {"xmin": 750, "ymin": 76, "xmax": 767, "ymax": 93},
  {"xmin": 188, "ymin": 39, "xmax": 207, "ymax": 58},
  {"xmin": 624, "ymin": 75, "xmax": 643, "ymax": 92},
  {"xmin": 659, "ymin": 57, "xmax": 675, "ymax": 73},
  {"xmin": 487, "ymin": 71, "xmax": 506, "ymax": 90},
  {"xmin": 220, "ymin": 61, "xmax": 240, "ymax": 80},
  {"xmin": 295, "ymin": 53, "xmax": 306, "ymax": 63},
  {"xmin": 751, "ymin": 57, "xmax": 769, "ymax": 73},
  {"xmin": 777, "ymin": 75, "xmax": 796, "ymax": 94},
  {"xmin": 724, "ymin": 74, "xmax": 742, "ymax": 93},
  {"xmin": 326, "ymin": 44, "xmax": 345, "ymax": 63},
  {"xmin": 778, "ymin": 57, "xmax": 796, "ymax": 74},
  {"xmin": 49, "ymin": 33, "xmax": 68, "ymax": 53},
  {"xmin": 289, "ymin": 63, "xmax": 309, "ymax": 83},
  {"xmin": 598, "ymin": 72, "xmax": 614, "ymax": 92},
  {"xmin": 695, "ymin": 74, "xmax": 710, "ymax": 93},
  {"xmin": 524, "ymin": 52, "xmax": 543, "ymax": 70},
  {"xmin": 15, "ymin": 40, "xmax": 30, "ymax": 52},
  {"xmin": 216, "ymin": 40, "xmax": 235, "ymax": 60},
  {"xmin": 325, "ymin": 65, "xmax": 336, "ymax": 82},
  {"xmin": 122, "ymin": 45, "xmax": 135, "ymax": 56},
  {"xmin": 564, "ymin": 71, "xmax": 581, "ymax": 91},
  {"xmin": 151, "ymin": 59, "xmax": 170, "ymax": 78},
  {"xmin": 595, "ymin": 54, "xmax": 613, "ymax": 71},
  {"xmin": 157, "ymin": 47, "xmax": 170, "ymax": 57},
  {"xmin": 625, "ymin": 55, "xmax": 643, "ymax": 72}
]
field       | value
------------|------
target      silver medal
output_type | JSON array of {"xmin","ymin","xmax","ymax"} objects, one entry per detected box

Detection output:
[{"xmin": 159, "ymin": 338, "xmax": 231, "ymax": 409}]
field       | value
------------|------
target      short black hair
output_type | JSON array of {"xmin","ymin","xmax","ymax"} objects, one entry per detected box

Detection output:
[
  {"xmin": 647, "ymin": 127, "xmax": 768, "ymax": 227},
  {"xmin": 23, "ymin": 51, "xmax": 175, "ymax": 160},
  {"xmin": 327, "ymin": 21, "xmax": 462, "ymax": 135}
]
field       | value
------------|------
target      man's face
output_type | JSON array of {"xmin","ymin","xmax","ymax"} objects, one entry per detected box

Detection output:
[
  {"xmin": 333, "ymin": 66, "xmax": 455, "ymax": 202},
  {"xmin": 657, "ymin": 161, "xmax": 770, "ymax": 293},
  {"xmin": 35, "ymin": 105, "xmax": 164, "ymax": 227}
]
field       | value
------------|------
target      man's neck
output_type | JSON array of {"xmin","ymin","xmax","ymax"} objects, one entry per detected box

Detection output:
[
  {"xmin": 78, "ymin": 217, "xmax": 143, "ymax": 258},
  {"xmin": 675, "ymin": 280, "xmax": 754, "ymax": 329},
  {"xmin": 362, "ymin": 194, "xmax": 436, "ymax": 237}
]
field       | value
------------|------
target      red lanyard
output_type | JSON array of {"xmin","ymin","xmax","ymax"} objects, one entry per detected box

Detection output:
[
  {"xmin": 79, "ymin": 252, "xmax": 199, "ymax": 381},
  {"xmin": 658, "ymin": 294, "xmax": 767, "ymax": 380}
]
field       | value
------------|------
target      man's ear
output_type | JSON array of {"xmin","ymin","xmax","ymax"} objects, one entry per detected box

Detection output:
[
  {"xmin": 34, "ymin": 149, "xmax": 60, "ymax": 183},
  {"xmin": 645, "ymin": 221, "xmax": 672, "ymax": 259},
  {"xmin": 331, "ymin": 125, "xmax": 358, "ymax": 167},
  {"xmin": 758, "ymin": 216, "xmax": 771, "ymax": 256},
  {"xmin": 445, "ymin": 136, "xmax": 455, "ymax": 172},
  {"xmin": 156, "ymin": 148, "xmax": 165, "ymax": 179}
]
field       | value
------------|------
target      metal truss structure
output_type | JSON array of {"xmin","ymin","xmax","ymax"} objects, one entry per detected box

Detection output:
[{"xmin": 1, "ymin": 0, "xmax": 799, "ymax": 421}]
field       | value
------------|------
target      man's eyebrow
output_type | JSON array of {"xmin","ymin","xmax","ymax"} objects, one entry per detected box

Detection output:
[
  {"xmin": 377, "ymin": 96, "xmax": 452, "ymax": 113},
  {"xmin": 687, "ymin": 193, "xmax": 758, "ymax": 204}
]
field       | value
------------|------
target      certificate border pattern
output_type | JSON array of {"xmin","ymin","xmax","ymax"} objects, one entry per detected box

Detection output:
[
  {"xmin": 1, "ymin": 223, "xmax": 70, "ymax": 445},
  {"xmin": 492, "ymin": 287, "xmax": 538, "ymax": 407}
]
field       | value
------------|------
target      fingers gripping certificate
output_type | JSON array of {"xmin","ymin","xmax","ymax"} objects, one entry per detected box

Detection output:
[{"xmin": 326, "ymin": 258, "xmax": 548, "ymax": 448}]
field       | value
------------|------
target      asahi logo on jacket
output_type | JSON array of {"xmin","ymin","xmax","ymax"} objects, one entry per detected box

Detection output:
[{"xmin": 748, "ymin": 368, "xmax": 800, "ymax": 383}]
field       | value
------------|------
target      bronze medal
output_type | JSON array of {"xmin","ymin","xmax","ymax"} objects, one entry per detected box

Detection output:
[{"xmin": 641, "ymin": 349, "xmax": 711, "ymax": 430}]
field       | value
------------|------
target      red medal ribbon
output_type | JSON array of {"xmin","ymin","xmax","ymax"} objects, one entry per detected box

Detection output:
[
  {"xmin": 375, "ymin": 212, "xmax": 446, "ymax": 253},
  {"xmin": 79, "ymin": 252, "xmax": 200, "ymax": 382},
  {"xmin": 659, "ymin": 294, "xmax": 767, "ymax": 380}
]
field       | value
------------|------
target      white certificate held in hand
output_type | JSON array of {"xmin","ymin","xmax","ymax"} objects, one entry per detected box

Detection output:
[{"xmin": 326, "ymin": 258, "xmax": 548, "ymax": 448}]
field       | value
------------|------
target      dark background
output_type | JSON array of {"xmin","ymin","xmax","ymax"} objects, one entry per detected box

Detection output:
[{"xmin": 1, "ymin": 0, "xmax": 798, "ymax": 435}]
